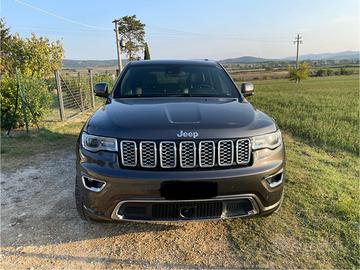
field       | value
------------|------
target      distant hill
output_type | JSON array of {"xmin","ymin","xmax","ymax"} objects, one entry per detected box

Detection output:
[
  {"xmin": 220, "ymin": 56, "xmax": 271, "ymax": 64},
  {"xmin": 282, "ymin": 51, "xmax": 359, "ymax": 61},
  {"xmin": 62, "ymin": 59, "xmax": 119, "ymax": 69},
  {"xmin": 62, "ymin": 51, "xmax": 359, "ymax": 68},
  {"xmin": 220, "ymin": 51, "xmax": 359, "ymax": 64}
]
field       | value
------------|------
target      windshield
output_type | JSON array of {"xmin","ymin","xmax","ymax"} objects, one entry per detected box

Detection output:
[{"xmin": 113, "ymin": 64, "xmax": 240, "ymax": 98}]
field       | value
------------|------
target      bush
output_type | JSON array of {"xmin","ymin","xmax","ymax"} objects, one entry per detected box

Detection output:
[
  {"xmin": 340, "ymin": 68, "xmax": 354, "ymax": 75},
  {"xmin": 326, "ymin": 69, "xmax": 334, "ymax": 76},
  {"xmin": 93, "ymin": 74, "xmax": 116, "ymax": 89},
  {"xmin": 316, "ymin": 69, "xmax": 327, "ymax": 77},
  {"xmin": 0, "ymin": 75, "xmax": 52, "ymax": 129}
]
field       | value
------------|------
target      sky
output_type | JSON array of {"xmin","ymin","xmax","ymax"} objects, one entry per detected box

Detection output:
[{"xmin": 1, "ymin": 0, "xmax": 359, "ymax": 60}]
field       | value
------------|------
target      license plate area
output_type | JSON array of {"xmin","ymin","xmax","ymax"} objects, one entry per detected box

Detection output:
[{"xmin": 160, "ymin": 181, "xmax": 217, "ymax": 200}]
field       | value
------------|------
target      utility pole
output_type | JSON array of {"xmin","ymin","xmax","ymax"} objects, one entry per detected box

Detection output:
[
  {"xmin": 293, "ymin": 34, "xmax": 303, "ymax": 69},
  {"xmin": 113, "ymin": 19, "xmax": 123, "ymax": 74}
]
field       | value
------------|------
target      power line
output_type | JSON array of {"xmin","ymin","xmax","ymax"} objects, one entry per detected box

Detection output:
[{"xmin": 14, "ymin": 0, "xmax": 109, "ymax": 30}]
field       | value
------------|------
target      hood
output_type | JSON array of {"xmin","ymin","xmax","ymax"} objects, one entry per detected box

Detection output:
[{"xmin": 85, "ymin": 98, "xmax": 277, "ymax": 140}]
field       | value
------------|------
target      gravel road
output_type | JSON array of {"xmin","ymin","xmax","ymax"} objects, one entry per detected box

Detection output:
[{"xmin": 1, "ymin": 149, "xmax": 245, "ymax": 269}]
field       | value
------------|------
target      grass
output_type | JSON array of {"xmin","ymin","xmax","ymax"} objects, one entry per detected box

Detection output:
[
  {"xmin": 1, "ymin": 76, "xmax": 359, "ymax": 268},
  {"xmin": 228, "ymin": 75, "xmax": 359, "ymax": 268},
  {"xmin": 0, "ymin": 112, "xmax": 91, "ymax": 169},
  {"xmin": 248, "ymin": 75, "xmax": 359, "ymax": 154},
  {"xmin": 227, "ymin": 135, "xmax": 359, "ymax": 268}
]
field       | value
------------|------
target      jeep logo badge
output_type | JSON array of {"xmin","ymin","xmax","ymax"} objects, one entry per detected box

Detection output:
[{"xmin": 177, "ymin": 130, "xmax": 199, "ymax": 139}]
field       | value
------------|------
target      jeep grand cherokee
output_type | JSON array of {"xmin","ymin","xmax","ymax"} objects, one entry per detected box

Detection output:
[{"xmin": 75, "ymin": 60, "xmax": 285, "ymax": 222}]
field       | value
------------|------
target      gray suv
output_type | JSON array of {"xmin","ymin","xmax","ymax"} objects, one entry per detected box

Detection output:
[{"xmin": 75, "ymin": 60, "xmax": 285, "ymax": 222}]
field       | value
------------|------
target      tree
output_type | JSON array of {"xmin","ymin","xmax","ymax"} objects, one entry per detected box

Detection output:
[
  {"xmin": 0, "ymin": 18, "xmax": 64, "ymax": 129},
  {"xmin": 4, "ymin": 33, "xmax": 63, "ymax": 78},
  {"xmin": 289, "ymin": 62, "xmax": 309, "ymax": 83},
  {"xmin": 0, "ymin": 18, "xmax": 12, "ymax": 75},
  {"xmin": 117, "ymin": 15, "xmax": 145, "ymax": 60},
  {"xmin": 144, "ymin": 42, "xmax": 151, "ymax": 60}
]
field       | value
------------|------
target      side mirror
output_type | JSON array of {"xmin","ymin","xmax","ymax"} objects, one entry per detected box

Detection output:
[
  {"xmin": 240, "ymin": 82, "xmax": 254, "ymax": 97},
  {"xmin": 94, "ymin": 82, "xmax": 109, "ymax": 98}
]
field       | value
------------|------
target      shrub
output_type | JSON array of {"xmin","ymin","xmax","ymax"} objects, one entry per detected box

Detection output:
[
  {"xmin": 316, "ymin": 69, "xmax": 327, "ymax": 77},
  {"xmin": 0, "ymin": 75, "xmax": 52, "ymax": 129},
  {"xmin": 289, "ymin": 62, "xmax": 309, "ymax": 83},
  {"xmin": 326, "ymin": 69, "xmax": 334, "ymax": 76}
]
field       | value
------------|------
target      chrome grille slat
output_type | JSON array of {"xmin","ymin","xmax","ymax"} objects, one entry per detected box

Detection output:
[
  {"xmin": 120, "ymin": 141, "xmax": 137, "ymax": 167},
  {"xmin": 180, "ymin": 141, "xmax": 196, "ymax": 168},
  {"xmin": 119, "ymin": 139, "xmax": 250, "ymax": 168},
  {"xmin": 140, "ymin": 141, "xmax": 157, "ymax": 168},
  {"xmin": 199, "ymin": 141, "xmax": 215, "ymax": 167},
  {"xmin": 236, "ymin": 139, "xmax": 251, "ymax": 164},
  {"xmin": 160, "ymin": 141, "xmax": 177, "ymax": 168},
  {"xmin": 218, "ymin": 140, "xmax": 234, "ymax": 166}
]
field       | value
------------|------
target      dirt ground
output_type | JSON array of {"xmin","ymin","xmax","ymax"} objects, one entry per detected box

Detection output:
[{"xmin": 1, "ymin": 148, "xmax": 246, "ymax": 269}]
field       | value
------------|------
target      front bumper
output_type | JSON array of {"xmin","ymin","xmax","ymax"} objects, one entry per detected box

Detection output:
[{"xmin": 76, "ymin": 142, "xmax": 285, "ymax": 222}]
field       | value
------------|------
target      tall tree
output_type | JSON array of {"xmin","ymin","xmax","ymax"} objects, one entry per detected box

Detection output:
[
  {"xmin": 117, "ymin": 15, "xmax": 145, "ymax": 60},
  {"xmin": 144, "ymin": 42, "xmax": 151, "ymax": 60}
]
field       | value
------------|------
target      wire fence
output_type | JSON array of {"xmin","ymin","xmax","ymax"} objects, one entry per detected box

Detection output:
[{"xmin": 52, "ymin": 69, "xmax": 116, "ymax": 121}]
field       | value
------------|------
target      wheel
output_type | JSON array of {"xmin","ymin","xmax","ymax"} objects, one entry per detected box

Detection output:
[{"xmin": 75, "ymin": 175, "xmax": 92, "ymax": 222}]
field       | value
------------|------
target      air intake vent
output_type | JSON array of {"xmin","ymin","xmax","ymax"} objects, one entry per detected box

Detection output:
[
  {"xmin": 140, "ymin": 141, "xmax": 157, "ymax": 168},
  {"xmin": 218, "ymin": 140, "xmax": 234, "ymax": 166},
  {"xmin": 236, "ymin": 139, "xmax": 251, "ymax": 164},
  {"xmin": 160, "ymin": 141, "xmax": 177, "ymax": 168},
  {"xmin": 199, "ymin": 141, "xmax": 215, "ymax": 167},
  {"xmin": 120, "ymin": 141, "xmax": 137, "ymax": 167},
  {"xmin": 179, "ymin": 141, "xmax": 196, "ymax": 168}
]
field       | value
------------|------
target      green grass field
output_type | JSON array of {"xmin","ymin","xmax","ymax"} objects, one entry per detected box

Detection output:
[
  {"xmin": 249, "ymin": 75, "xmax": 359, "ymax": 154},
  {"xmin": 1, "ymin": 75, "xmax": 359, "ymax": 268},
  {"xmin": 228, "ymin": 75, "xmax": 359, "ymax": 268}
]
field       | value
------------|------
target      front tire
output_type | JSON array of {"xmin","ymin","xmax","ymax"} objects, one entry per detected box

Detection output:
[{"xmin": 75, "ymin": 175, "xmax": 92, "ymax": 222}]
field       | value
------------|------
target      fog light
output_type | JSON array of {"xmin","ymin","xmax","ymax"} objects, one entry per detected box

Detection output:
[{"xmin": 82, "ymin": 176, "xmax": 106, "ymax": 192}]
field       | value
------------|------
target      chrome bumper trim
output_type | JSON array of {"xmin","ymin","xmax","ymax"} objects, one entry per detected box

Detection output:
[{"xmin": 110, "ymin": 194, "xmax": 268, "ymax": 221}]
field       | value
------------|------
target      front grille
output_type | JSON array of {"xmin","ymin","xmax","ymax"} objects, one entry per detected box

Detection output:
[
  {"xmin": 218, "ymin": 140, "xmax": 234, "ymax": 166},
  {"xmin": 120, "ymin": 141, "xmax": 137, "ymax": 167},
  {"xmin": 179, "ymin": 141, "xmax": 196, "ymax": 168},
  {"xmin": 120, "ymin": 139, "xmax": 251, "ymax": 169},
  {"xmin": 199, "ymin": 141, "xmax": 215, "ymax": 167},
  {"xmin": 236, "ymin": 139, "xmax": 251, "ymax": 164},
  {"xmin": 140, "ymin": 141, "xmax": 157, "ymax": 168},
  {"xmin": 159, "ymin": 141, "xmax": 177, "ymax": 168}
]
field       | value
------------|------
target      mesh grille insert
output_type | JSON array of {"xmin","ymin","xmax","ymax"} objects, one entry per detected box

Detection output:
[{"xmin": 120, "ymin": 141, "xmax": 137, "ymax": 167}]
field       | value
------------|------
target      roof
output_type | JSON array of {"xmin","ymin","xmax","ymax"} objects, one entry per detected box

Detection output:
[{"xmin": 128, "ymin": 59, "xmax": 219, "ymax": 66}]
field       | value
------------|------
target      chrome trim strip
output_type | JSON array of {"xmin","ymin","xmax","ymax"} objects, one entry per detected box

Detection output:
[
  {"xmin": 199, "ymin": 141, "xmax": 215, "ymax": 168},
  {"xmin": 81, "ymin": 176, "xmax": 106, "ymax": 192},
  {"xmin": 218, "ymin": 140, "xmax": 234, "ymax": 166},
  {"xmin": 236, "ymin": 138, "xmax": 251, "ymax": 165},
  {"xmin": 159, "ymin": 141, "xmax": 177, "ymax": 168},
  {"xmin": 179, "ymin": 141, "xmax": 196, "ymax": 168},
  {"xmin": 120, "ymin": 140, "xmax": 137, "ymax": 167},
  {"xmin": 139, "ymin": 141, "xmax": 157, "ymax": 168},
  {"xmin": 111, "ymin": 194, "xmax": 260, "ymax": 221},
  {"xmin": 265, "ymin": 169, "xmax": 284, "ymax": 188}
]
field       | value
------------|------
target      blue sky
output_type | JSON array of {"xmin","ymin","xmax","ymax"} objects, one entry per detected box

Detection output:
[{"xmin": 2, "ymin": 0, "xmax": 359, "ymax": 60}]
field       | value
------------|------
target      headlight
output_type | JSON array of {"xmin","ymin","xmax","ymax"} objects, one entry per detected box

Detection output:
[
  {"xmin": 252, "ymin": 130, "xmax": 282, "ymax": 150},
  {"xmin": 81, "ymin": 132, "xmax": 118, "ymax": 152}
]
